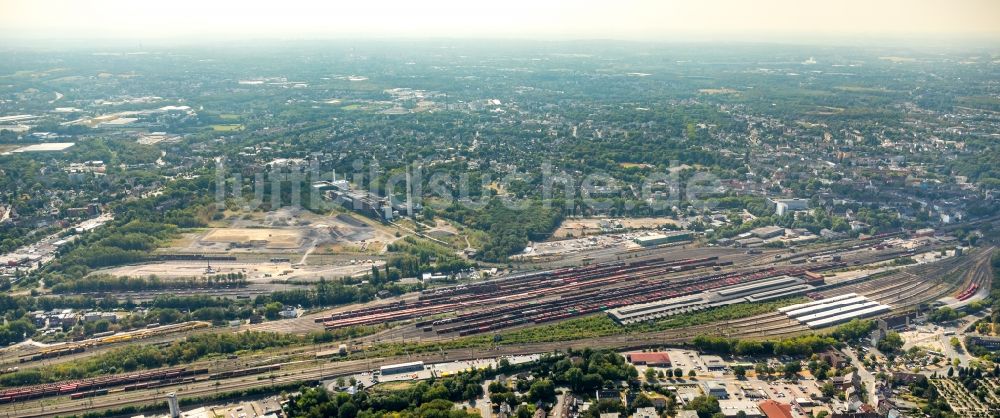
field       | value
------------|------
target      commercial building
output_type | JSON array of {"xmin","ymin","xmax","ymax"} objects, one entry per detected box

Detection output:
[
  {"xmin": 768, "ymin": 198, "xmax": 809, "ymax": 216},
  {"xmin": 702, "ymin": 356, "xmax": 727, "ymax": 371},
  {"xmin": 757, "ymin": 400, "xmax": 793, "ymax": 418},
  {"xmin": 718, "ymin": 400, "xmax": 763, "ymax": 417},
  {"xmin": 702, "ymin": 381, "xmax": 729, "ymax": 399},
  {"xmin": 379, "ymin": 361, "xmax": 424, "ymax": 375},
  {"xmin": 626, "ymin": 352, "xmax": 671, "ymax": 367}
]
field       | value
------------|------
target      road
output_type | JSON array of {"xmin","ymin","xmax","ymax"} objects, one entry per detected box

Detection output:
[{"xmin": 842, "ymin": 347, "xmax": 879, "ymax": 403}]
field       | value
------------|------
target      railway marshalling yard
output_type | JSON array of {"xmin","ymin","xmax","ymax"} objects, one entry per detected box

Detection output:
[{"xmin": 1, "ymin": 229, "xmax": 995, "ymax": 418}]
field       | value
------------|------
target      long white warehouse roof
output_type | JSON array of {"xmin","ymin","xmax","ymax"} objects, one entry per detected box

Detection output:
[
  {"xmin": 717, "ymin": 276, "xmax": 800, "ymax": 297},
  {"xmin": 795, "ymin": 301, "xmax": 881, "ymax": 323},
  {"xmin": 779, "ymin": 293, "xmax": 858, "ymax": 313},
  {"xmin": 807, "ymin": 305, "xmax": 891, "ymax": 328},
  {"xmin": 784, "ymin": 296, "xmax": 869, "ymax": 317}
]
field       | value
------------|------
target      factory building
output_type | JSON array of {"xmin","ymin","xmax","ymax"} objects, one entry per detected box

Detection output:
[
  {"xmin": 750, "ymin": 226, "xmax": 785, "ymax": 239},
  {"xmin": 634, "ymin": 231, "xmax": 693, "ymax": 247},
  {"xmin": 780, "ymin": 294, "xmax": 892, "ymax": 329}
]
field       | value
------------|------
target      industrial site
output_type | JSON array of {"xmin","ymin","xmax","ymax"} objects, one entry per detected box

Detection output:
[{"xmin": 1, "ymin": 220, "xmax": 995, "ymax": 418}]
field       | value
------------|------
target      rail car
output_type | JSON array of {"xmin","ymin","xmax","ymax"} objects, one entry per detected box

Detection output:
[
  {"xmin": 0, "ymin": 367, "xmax": 207, "ymax": 404},
  {"xmin": 69, "ymin": 388, "xmax": 108, "ymax": 400},
  {"xmin": 208, "ymin": 364, "xmax": 281, "ymax": 380},
  {"xmin": 956, "ymin": 283, "xmax": 979, "ymax": 301},
  {"xmin": 18, "ymin": 346, "xmax": 85, "ymax": 363}
]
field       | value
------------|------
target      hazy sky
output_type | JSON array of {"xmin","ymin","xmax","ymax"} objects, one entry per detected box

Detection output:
[{"xmin": 2, "ymin": 0, "xmax": 999, "ymax": 42}]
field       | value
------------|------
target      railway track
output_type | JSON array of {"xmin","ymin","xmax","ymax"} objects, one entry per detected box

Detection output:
[{"xmin": 5, "ymin": 244, "xmax": 990, "ymax": 416}]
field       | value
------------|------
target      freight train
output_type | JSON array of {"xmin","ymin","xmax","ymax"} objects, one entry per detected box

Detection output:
[
  {"xmin": 0, "ymin": 368, "xmax": 208, "ymax": 404},
  {"xmin": 208, "ymin": 364, "xmax": 281, "ymax": 380}
]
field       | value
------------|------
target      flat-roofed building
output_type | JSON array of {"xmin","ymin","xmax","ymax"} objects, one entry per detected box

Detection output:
[
  {"xmin": 702, "ymin": 355, "xmax": 727, "ymax": 371},
  {"xmin": 626, "ymin": 352, "xmax": 671, "ymax": 367},
  {"xmin": 750, "ymin": 226, "xmax": 785, "ymax": 239},
  {"xmin": 634, "ymin": 231, "xmax": 693, "ymax": 247},
  {"xmin": 702, "ymin": 381, "xmax": 729, "ymax": 399},
  {"xmin": 379, "ymin": 361, "xmax": 424, "ymax": 375},
  {"xmin": 769, "ymin": 198, "xmax": 809, "ymax": 216}
]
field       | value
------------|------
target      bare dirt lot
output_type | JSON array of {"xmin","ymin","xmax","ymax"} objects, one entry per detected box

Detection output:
[
  {"xmin": 164, "ymin": 208, "xmax": 401, "ymax": 256},
  {"xmin": 201, "ymin": 228, "xmax": 305, "ymax": 249},
  {"xmin": 552, "ymin": 217, "xmax": 681, "ymax": 239},
  {"xmin": 93, "ymin": 259, "xmax": 383, "ymax": 282}
]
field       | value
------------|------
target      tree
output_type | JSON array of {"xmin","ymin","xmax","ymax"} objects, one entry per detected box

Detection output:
[
  {"xmin": 337, "ymin": 401, "xmax": 357, "ymax": 418},
  {"xmin": 688, "ymin": 369, "xmax": 697, "ymax": 378},
  {"xmin": 644, "ymin": 367, "xmax": 658, "ymax": 383},
  {"xmin": 528, "ymin": 379, "xmax": 556, "ymax": 403},
  {"xmin": 732, "ymin": 365, "xmax": 747, "ymax": 379},
  {"xmin": 564, "ymin": 367, "xmax": 584, "ymax": 391},
  {"xmin": 686, "ymin": 395, "xmax": 721, "ymax": 418},
  {"xmin": 820, "ymin": 382, "xmax": 837, "ymax": 398},
  {"xmin": 783, "ymin": 361, "xmax": 802, "ymax": 379},
  {"xmin": 464, "ymin": 383, "xmax": 483, "ymax": 402},
  {"xmin": 674, "ymin": 368, "xmax": 684, "ymax": 378},
  {"xmin": 877, "ymin": 332, "xmax": 904, "ymax": 353},
  {"xmin": 263, "ymin": 302, "xmax": 283, "ymax": 320},
  {"xmin": 634, "ymin": 393, "xmax": 654, "ymax": 409},
  {"xmin": 755, "ymin": 363, "xmax": 770, "ymax": 378}
]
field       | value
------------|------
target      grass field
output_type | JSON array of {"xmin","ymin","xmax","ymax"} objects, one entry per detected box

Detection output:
[{"xmin": 210, "ymin": 124, "xmax": 244, "ymax": 132}]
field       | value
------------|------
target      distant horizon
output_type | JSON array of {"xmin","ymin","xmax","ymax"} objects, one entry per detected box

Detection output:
[
  {"xmin": 2, "ymin": 0, "xmax": 999, "ymax": 48},
  {"xmin": 0, "ymin": 33, "xmax": 998, "ymax": 52}
]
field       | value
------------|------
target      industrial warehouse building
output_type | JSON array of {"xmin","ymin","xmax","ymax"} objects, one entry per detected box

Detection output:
[
  {"xmin": 779, "ymin": 293, "xmax": 892, "ymax": 329},
  {"xmin": 634, "ymin": 231, "xmax": 693, "ymax": 247},
  {"xmin": 626, "ymin": 352, "xmax": 672, "ymax": 367},
  {"xmin": 379, "ymin": 361, "xmax": 424, "ymax": 375},
  {"xmin": 607, "ymin": 273, "xmax": 815, "ymax": 325},
  {"xmin": 750, "ymin": 226, "xmax": 785, "ymax": 239}
]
